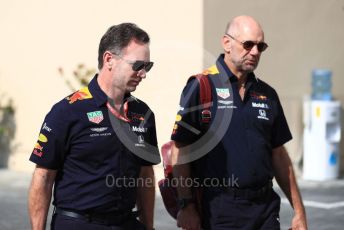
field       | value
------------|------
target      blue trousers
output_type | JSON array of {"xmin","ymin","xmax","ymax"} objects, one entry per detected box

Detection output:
[
  {"xmin": 202, "ymin": 189, "xmax": 281, "ymax": 230},
  {"xmin": 50, "ymin": 213, "xmax": 146, "ymax": 230}
]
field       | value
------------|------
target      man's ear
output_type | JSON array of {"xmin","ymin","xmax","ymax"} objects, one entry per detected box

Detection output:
[
  {"xmin": 222, "ymin": 35, "xmax": 231, "ymax": 53},
  {"xmin": 103, "ymin": 52, "xmax": 113, "ymax": 70}
]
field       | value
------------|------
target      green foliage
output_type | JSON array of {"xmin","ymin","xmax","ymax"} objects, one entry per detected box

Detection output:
[
  {"xmin": 0, "ymin": 99, "xmax": 15, "ymax": 114},
  {"xmin": 0, "ymin": 98, "xmax": 15, "ymax": 139},
  {"xmin": 0, "ymin": 97, "xmax": 15, "ymax": 167},
  {"xmin": 58, "ymin": 63, "xmax": 96, "ymax": 92}
]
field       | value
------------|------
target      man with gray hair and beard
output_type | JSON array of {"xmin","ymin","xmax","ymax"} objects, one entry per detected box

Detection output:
[{"xmin": 171, "ymin": 15, "xmax": 307, "ymax": 230}]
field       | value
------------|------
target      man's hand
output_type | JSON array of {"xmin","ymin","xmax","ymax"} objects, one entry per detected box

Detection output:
[
  {"xmin": 177, "ymin": 203, "xmax": 201, "ymax": 230},
  {"xmin": 290, "ymin": 212, "xmax": 307, "ymax": 230}
]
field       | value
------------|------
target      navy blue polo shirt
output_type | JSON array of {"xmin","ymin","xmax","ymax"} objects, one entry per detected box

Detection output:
[
  {"xmin": 30, "ymin": 75, "xmax": 160, "ymax": 212},
  {"xmin": 171, "ymin": 54, "xmax": 292, "ymax": 189}
]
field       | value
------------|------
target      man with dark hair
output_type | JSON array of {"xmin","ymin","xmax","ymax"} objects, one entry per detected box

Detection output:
[
  {"xmin": 171, "ymin": 15, "xmax": 307, "ymax": 229},
  {"xmin": 97, "ymin": 23, "xmax": 150, "ymax": 70},
  {"xmin": 28, "ymin": 23, "xmax": 160, "ymax": 230}
]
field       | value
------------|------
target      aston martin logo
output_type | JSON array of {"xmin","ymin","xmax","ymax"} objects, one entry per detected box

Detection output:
[{"xmin": 90, "ymin": 127, "xmax": 108, "ymax": 132}]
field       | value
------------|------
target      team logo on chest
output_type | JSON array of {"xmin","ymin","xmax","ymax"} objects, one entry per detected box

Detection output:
[
  {"xmin": 67, "ymin": 87, "xmax": 93, "ymax": 104},
  {"xmin": 131, "ymin": 126, "xmax": 147, "ymax": 133},
  {"xmin": 250, "ymin": 91, "xmax": 267, "ymax": 101},
  {"xmin": 216, "ymin": 88, "xmax": 230, "ymax": 99},
  {"xmin": 135, "ymin": 135, "xmax": 146, "ymax": 147},
  {"xmin": 87, "ymin": 111, "xmax": 104, "ymax": 124},
  {"xmin": 252, "ymin": 102, "xmax": 269, "ymax": 109},
  {"xmin": 257, "ymin": 109, "xmax": 269, "ymax": 120}
]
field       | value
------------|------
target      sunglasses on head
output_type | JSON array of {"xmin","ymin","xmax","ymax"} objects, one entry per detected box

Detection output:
[
  {"xmin": 226, "ymin": 33, "xmax": 268, "ymax": 52},
  {"xmin": 112, "ymin": 53, "xmax": 154, "ymax": 72}
]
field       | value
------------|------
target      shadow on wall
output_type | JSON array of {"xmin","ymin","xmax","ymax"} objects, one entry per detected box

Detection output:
[{"xmin": 0, "ymin": 98, "xmax": 16, "ymax": 168}]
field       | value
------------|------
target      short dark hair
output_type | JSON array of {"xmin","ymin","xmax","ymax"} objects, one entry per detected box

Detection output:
[{"xmin": 97, "ymin": 23, "xmax": 150, "ymax": 70}]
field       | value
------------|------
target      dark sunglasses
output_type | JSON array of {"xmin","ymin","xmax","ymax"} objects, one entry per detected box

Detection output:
[
  {"xmin": 131, "ymin": 60, "xmax": 154, "ymax": 72},
  {"xmin": 226, "ymin": 33, "xmax": 268, "ymax": 52},
  {"xmin": 112, "ymin": 53, "xmax": 154, "ymax": 72}
]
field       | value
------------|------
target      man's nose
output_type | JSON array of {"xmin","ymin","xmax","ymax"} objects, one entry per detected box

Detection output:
[
  {"xmin": 137, "ymin": 69, "xmax": 146, "ymax": 79},
  {"xmin": 250, "ymin": 45, "xmax": 260, "ymax": 55}
]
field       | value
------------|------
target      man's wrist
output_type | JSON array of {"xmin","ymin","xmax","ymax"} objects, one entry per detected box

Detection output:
[
  {"xmin": 177, "ymin": 197, "xmax": 194, "ymax": 209},
  {"xmin": 294, "ymin": 205, "xmax": 306, "ymax": 215}
]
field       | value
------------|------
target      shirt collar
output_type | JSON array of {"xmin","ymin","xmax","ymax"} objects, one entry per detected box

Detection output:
[
  {"xmin": 88, "ymin": 74, "xmax": 107, "ymax": 107},
  {"xmin": 217, "ymin": 54, "xmax": 236, "ymax": 82},
  {"xmin": 216, "ymin": 53, "xmax": 258, "ymax": 85},
  {"xmin": 88, "ymin": 74, "xmax": 132, "ymax": 107}
]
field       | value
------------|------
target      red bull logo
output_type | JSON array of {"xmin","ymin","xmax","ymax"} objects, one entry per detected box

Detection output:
[
  {"xmin": 250, "ymin": 92, "xmax": 267, "ymax": 101},
  {"xmin": 202, "ymin": 69, "xmax": 210, "ymax": 75},
  {"xmin": 67, "ymin": 87, "xmax": 93, "ymax": 104},
  {"xmin": 129, "ymin": 112, "xmax": 145, "ymax": 121},
  {"xmin": 258, "ymin": 95, "xmax": 267, "ymax": 100},
  {"xmin": 33, "ymin": 142, "xmax": 44, "ymax": 157},
  {"xmin": 34, "ymin": 142, "xmax": 43, "ymax": 151},
  {"xmin": 202, "ymin": 65, "xmax": 219, "ymax": 75}
]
